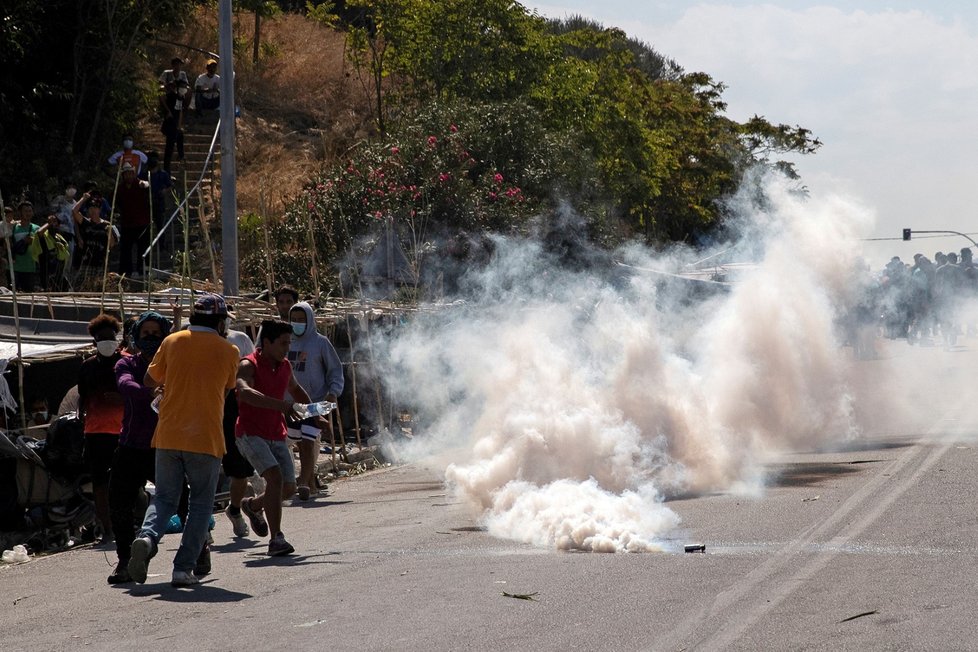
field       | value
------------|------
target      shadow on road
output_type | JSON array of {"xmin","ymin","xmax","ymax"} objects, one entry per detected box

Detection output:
[
  {"xmin": 210, "ymin": 539, "xmax": 264, "ymax": 553},
  {"xmin": 125, "ymin": 582, "xmax": 252, "ymax": 603},
  {"xmin": 241, "ymin": 552, "xmax": 346, "ymax": 567},
  {"xmin": 817, "ymin": 439, "xmax": 916, "ymax": 454},
  {"xmin": 766, "ymin": 462, "xmax": 867, "ymax": 488},
  {"xmin": 290, "ymin": 500, "xmax": 353, "ymax": 509}
]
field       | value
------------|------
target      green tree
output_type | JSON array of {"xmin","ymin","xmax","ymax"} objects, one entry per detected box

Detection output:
[
  {"xmin": 239, "ymin": 0, "xmax": 283, "ymax": 64},
  {"xmin": 389, "ymin": 0, "xmax": 556, "ymax": 102},
  {"xmin": 0, "ymin": 0, "xmax": 198, "ymax": 199}
]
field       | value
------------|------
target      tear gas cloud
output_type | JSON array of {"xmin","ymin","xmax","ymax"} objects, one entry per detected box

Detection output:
[{"xmin": 377, "ymin": 174, "xmax": 914, "ymax": 552}]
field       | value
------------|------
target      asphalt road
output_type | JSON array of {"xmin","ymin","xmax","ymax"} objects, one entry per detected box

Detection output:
[{"xmin": 2, "ymin": 338, "xmax": 977, "ymax": 651}]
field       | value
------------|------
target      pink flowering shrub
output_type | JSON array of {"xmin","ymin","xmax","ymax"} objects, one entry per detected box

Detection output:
[{"xmin": 244, "ymin": 101, "xmax": 563, "ymax": 291}]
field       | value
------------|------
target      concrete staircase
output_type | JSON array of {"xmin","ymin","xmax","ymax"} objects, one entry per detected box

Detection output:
[{"xmin": 138, "ymin": 109, "xmax": 222, "ymax": 279}]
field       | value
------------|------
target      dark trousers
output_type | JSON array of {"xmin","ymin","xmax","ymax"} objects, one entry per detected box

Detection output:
[
  {"xmin": 118, "ymin": 226, "xmax": 150, "ymax": 276},
  {"xmin": 109, "ymin": 446, "xmax": 155, "ymax": 562},
  {"xmin": 162, "ymin": 113, "xmax": 184, "ymax": 172},
  {"xmin": 13, "ymin": 271, "xmax": 35, "ymax": 293},
  {"xmin": 109, "ymin": 445, "xmax": 189, "ymax": 562}
]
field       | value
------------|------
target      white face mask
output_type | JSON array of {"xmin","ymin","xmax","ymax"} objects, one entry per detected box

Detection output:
[
  {"xmin": 122, "ymin": 139, "xmax": 133, "ymax": 149},
  {"xmin": 96, "ymin": 340, "xmax": 118, "ymax": 357},
  {"xmin": 65, "ymin": 188, "xmax": 77, "ymax": 199}
]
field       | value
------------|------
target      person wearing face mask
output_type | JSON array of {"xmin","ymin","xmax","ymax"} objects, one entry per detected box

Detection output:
[
  {"xmin": 26, "ymin": 396, "xmax": 52, "ymax": 438},
  {"xmin": 106, "ymin": 311, "xmax": 171, "ymax": 584},
  {"xmin": 107, "ymin": 135, "xmax": 148, "ymax": 176},
  {"xmin": 128, "ymin": 293, "xmax": 240, "ymax": 587},
  {"xmin": 115, "ymin": 162, "xmax": 151, "ymax": 279},
  {"xmin": 159, "ymin": 60, "xmax": 189, "ymax": 173},
  {"xmin": 285, "ymin": 302, "xmax": 344, "ymax": 500},
  {"xmin": 52, "ymin": 182, "xmax": 78, "ymax": 245},
  {"xmin": 78, "ymin": 314, "xmax": 125, "ymax": 545}
]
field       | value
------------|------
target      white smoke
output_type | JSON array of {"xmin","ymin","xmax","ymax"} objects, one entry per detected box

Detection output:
[{"xmin": 381, "ymin": 174, "xmax": 877, "ymax": 552}]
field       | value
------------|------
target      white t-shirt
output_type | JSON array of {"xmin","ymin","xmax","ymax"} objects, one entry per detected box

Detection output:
[{"xmin": 195, "ymin": 73, "xmax": 221, "ymax": 99}]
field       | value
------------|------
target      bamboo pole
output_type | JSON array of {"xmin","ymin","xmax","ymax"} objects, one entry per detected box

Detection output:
[
  {"xmin": 147, "ymin": 177, "xmax": 154, "ymax": 309},
  {"xmin": 327, "ymin": 413, "xmax": 338, "ymax": 473},
  {"xmin": 259, "ymin": 181, "xmax": 274, "ymax": 298},
  {"xmin": 340, "ymin": 299, "xmax": 364, "ymax": 446},
  {"xmin": 336, "ymin": 205, "xmax": 387, "ymax": 434},
  {"xmin": 99, "ymin": 163, "xmax": 124, "ymax": 312},
  {"xmin": 197, "ymin": 184, "xmax": 219, "ymax": 283},
  {"xmin": 305, "ymin": 204, "xmax": 321, "ymax": 300},
  {"xmin": 0, "ymin": 191, "xmax": 27, "ymax": 433}
]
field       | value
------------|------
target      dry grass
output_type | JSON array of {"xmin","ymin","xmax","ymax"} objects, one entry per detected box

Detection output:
[{"xmin": 145, "ymin": 8, "xmax": 376, "ymax": 217}]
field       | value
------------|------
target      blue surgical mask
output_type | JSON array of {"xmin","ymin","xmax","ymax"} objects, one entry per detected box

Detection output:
[{"xmin": 291, "ymin": 322, "xmax": 306, "ymax": 337}]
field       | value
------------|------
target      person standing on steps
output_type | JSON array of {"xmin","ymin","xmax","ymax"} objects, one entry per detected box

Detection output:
[
  {"xmin": 114, "ymin": 162, "xmax": 151, "ymax": 279},
  {"xmin": 159, "ymin": 58, "xmax": 189, "ymax": 173},
  {"xmin": 107, "ymin": 135, "xmax": 148, "ymax": 176},
  {"xmin": 194, "ymin": 59, "xmax": 221, "ymax": 115}
]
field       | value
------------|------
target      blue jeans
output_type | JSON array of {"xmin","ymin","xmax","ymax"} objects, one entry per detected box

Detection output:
[{"xmin": 137, "ymin": 448, "xmax": 220, "ymax": 573}]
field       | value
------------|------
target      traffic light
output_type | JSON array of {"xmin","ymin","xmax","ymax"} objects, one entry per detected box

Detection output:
[{"xmin": 903, "ymin": 228, "xmax": 912, "ymax": 241}]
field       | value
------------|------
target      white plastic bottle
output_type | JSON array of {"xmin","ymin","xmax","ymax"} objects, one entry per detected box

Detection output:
[{"xmin": 292, "ymin": 401, "xmax": 337, "ymax": 419}]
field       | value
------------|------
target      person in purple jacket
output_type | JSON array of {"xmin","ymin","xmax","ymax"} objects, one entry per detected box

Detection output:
[{"xmin": 107, "ymin": 311, "xmax": 171, "ymax": 584}]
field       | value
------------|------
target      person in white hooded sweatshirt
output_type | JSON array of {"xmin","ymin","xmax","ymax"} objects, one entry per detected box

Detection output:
[{"xmin": 286, "ymin": 302, "xmax": 344, "ymax": 499}]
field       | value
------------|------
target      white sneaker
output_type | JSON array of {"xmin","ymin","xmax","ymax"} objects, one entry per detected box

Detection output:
[
  {"xmin": 225, "ymin": 505, "xmax": 250, "ymax": 537},
  {"xmin": 171, "ymin": 570, "xmax": 200, "ymax": 587}
]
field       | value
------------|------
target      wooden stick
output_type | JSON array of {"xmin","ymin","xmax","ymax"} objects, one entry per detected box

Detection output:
[
  {"xmin": 349, "ymin": 359, "xmax": 362, "ymax": 448},
  {"xmin": 0, "ymin": 190, "xmax": 27, "ymax": 433},
  {"xmin": 327, "ymin": 413, "xmax": 338, "ymax": 473},
  {"xmin": 305, "ymin": 204, "xmax": 320, "ymax": 300},
  {"xmin": 197, "ymin": 184, "xmax": 218, "ymax": 283},
  {"xmin": 259, "ymin": 181, "xmax": 274, "ymax": 297},
  {"xmin": 100, "ymin": 162, "xmax": 124, "ymax": 312}
]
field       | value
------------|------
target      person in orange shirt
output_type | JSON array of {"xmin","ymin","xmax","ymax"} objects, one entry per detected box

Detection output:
[
  {"xmin": 78, "ymin": 314, "xmax": 124, "ymax": 544},
  {"xmin": 128, "ymin": 293, "xmax": 240, "ymax": 587}
]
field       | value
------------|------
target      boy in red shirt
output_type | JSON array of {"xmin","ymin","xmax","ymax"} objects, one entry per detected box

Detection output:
[{"xmin": 235, "ymin": 320, "xmax": 311, "ymax": 556}]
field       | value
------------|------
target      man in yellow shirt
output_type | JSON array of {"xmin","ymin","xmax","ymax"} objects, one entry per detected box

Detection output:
[{"xmin": 128, "ymin": 293, "xmax": 240, "ymax": 587}]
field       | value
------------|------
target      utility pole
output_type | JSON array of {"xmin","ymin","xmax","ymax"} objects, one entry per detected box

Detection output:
[{"xmin": 218, "ymin": 0, "xmax": 239, "ymax": 297}]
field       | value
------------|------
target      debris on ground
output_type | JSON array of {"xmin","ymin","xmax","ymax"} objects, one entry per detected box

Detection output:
[
  {"xmin": 502, "ymin": 591, "xmax": 539, "ymax": 601},
  {"xmin": 684, "ymin": 543, "xmax": 706, "ymax": 553},
  {"xmin": 839, "ymin": 610, "xmax": 878, "ymax": 623}
]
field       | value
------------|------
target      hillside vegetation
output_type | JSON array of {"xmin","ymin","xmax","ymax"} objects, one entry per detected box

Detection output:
[{"xmin": 0, "ymin": 1, "xmax": 821, "ymax": 296}]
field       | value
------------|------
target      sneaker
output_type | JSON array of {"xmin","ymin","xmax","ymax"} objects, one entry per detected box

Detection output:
[
  {"xmin": 107, "ymin": 561, "xmax": 132, "ymax": 585},
  {"xmin": 128, "ymin": 537, "xmax": 155, "ymax": 584},
  {"xmin": 194, "ymin": 544, "xmax": 211, "ymax": 577},
  {"xmin": 241, "ymin": 497, "xmax": 269, "ymax": 537},
  {"xmin": 225, "ymin": 505, "xmax": 250, "ymax": 537},
  {"xmin": 296, "ymin": 485, "xmax": 311, "ymax": 501},
  {"xmin": 268, "ymin": 533, "xmax": 294, "ymax": 557},
  {"xmin": 171, "ymin": 570, "xmax": 200, "ymax": 587}
]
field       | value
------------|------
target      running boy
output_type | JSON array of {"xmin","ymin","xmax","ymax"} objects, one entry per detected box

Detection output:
[{"xmin": 235, "ymin": 319, "xmax": 312, "ymax": 556}]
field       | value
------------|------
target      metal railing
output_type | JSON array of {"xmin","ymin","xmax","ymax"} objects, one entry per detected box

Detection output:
[{"xmin": 141, "ymin": 118, "xmax": 222, "ymax": 259}]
